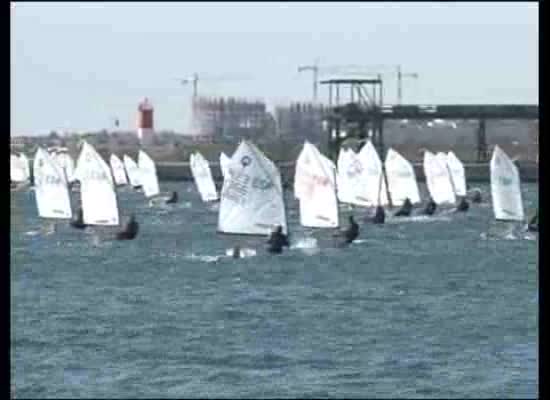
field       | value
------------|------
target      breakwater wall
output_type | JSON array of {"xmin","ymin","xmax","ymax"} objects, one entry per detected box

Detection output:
[{"xmin": 157, "ymin": 161, "xmax": 538, "ymax": 184}]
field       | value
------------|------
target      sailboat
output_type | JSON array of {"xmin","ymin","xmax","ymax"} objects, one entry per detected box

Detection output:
[
  {"xmin": 74, "ymin": 142, "xmax": 119, "ymax": 226},
  {"xmin": 190, "ymin": 152, "xmax": 218, "ymax": 202},
  {"xmin": 385, "ymin": 148, "xmax": 421, "ymax": 206},
  {"xmin": 490, "ymin": 145, "xmax": 524, "ymax": 222},
  {"xmin": 295, "ymin": 141, "xmax": 339, "ymax": 228},
  {"xmin": 445, "ymin": 151, "xmax": 467, "ymax": 197},
  {"xmin": 123, "ymin": 154, "xmax": 142, "ymax": 189},
  {"xmin": 423, "ymin": 151, "xmax": 456, "ymax": 205},
  {"xmin": 11, "ymin": 153, "xmax": 31, "ymax": 190},
  {"xmin": 218, "ymin": 140, "xmax": 287, "ymax": 236},
  {"xmin": 110, "ymin": 154, "xmax": 129, "ymax": 187},
  {"xmin": 356, "ymin": 140, "xmax": 390, "ymax": 207},
  {"xmin": 32, "ymin": 148, "xmax": 73, "ymax": 232},
  {"xmin": 336, "ymin": 148, "xmax": 355, "ymax": 204},
  {"xmin": 138, "ymin": 150, "xmax": 160, "ymax": 198}
]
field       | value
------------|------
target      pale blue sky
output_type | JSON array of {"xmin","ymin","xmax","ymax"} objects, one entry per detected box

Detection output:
[{"xmin": 11, "ymin": 2, "xmax": 538, "ymax": 135}]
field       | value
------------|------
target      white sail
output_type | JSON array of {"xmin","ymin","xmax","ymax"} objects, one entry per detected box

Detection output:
[
  {"xmin": 385, "ymin": 148, "xmax": 421, "ymax": 206},
  {"xmin": 446, "ymin": 151, "xmax": 467, "ymax": 196},
  {"xmin": 190, "ymin": 152, "xmax": 218, "ymax": 202},
  {"xmin": 336, "ymin": 148, "xmax": 368, "ymax": 206},
  {"xmin": 123, "ymin": 155, "xmax": 141, "ymax": 187},
  {"xmin": 11, "ymin": 154, "xmax": 28, "ymax": 183},
  {"xmin": 357, "ymin": 140, "xmax": 389, "ymax": 206},
  {"xmin": 32, "ymin": 148, "xmax": 72, "ymax": 219},
  {"xmin": 74, "ymin": 142, "xmax": 114, "ymax": 186},
  {"xmin": 218, "ymin": 140, "xmax": 287, "ymax": 235},
  {"xmin": 20, "ymin": 153, "xmax": 31, "ymax": 182},
  {"xmin": 490, "ymin": 145, "xmax": 524, "ymax": 221},
  {"xmin": 424, "ymin": 151, "xmax": 456, "ymax": 205},
  {"xmin": 110, "ymin": 154, "xmax": 128, "ymax": 186},
  {"xmin": 76, "ymin": 142, "xmax": 119, "ymax": 225},
  {"xmin": 295, "ymin": 142, "xmax": 339, "ymax": 228},
  {"xmin": 138, "ymin": 150, "xmax": 160, "ymax": 197},
  {"xmin": 336, "ymin": 148, "xmax": 353, "ymax": 203},
  {"xmin": 55, "ymin": 152, "xmax": 75, "ymax": 183},
  {"xmin": 220, "ymin": 152, "xmax": 231, "ymax": 180}
]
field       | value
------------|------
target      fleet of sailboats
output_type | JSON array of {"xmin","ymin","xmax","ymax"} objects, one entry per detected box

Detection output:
[{"xmin": 12, "ymin": 137, "xmax": 536, "ymax": 243}]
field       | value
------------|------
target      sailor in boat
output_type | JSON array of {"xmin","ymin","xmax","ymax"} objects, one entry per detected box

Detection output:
[
  {"xmin": 422, "ymin": 198, "xmax": 437, "ymax": 216},
  {"xmin": 394, "ymin": 198, "xmax": 413, "ymax": 217},
  {"xmin": 165, "ymin": 191, "xmax": 179, "ymax": 204},
  {"xmin": 371, "ymin": 205, "xmax": 386, "ymax": 224},
  {"xmin": 231, "ymin": 245, "xmax": 242, "ymax": 259},
  {"xmin": 456, "ymin": 197, "xmax": 470, "ymax": 212},
  {"xmin": 527, "ymin": 209, "xmax": 538, "ymax": 232},
  {"xmin": 468, "ymin": 188, "xmax": 483, "ymax": 204},
  {"xmin": 341, "ymin": 215, "xmax": 360, "ymax": 245},
  {"xmin": 116, "ymin": 214, "xmax": 139, "ymax": 240},
  {"xmin": 70, "ymin": 207, "xmax": 88, "ymax": 230},
  {"xmin": 267, "ymin": 225, "xmax": 290, "ymax": 254}
]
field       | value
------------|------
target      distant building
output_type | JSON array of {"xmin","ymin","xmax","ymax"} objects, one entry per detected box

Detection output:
[
  {"xmin": 189, "ymin": 96, "xmax": 268, "ymax": 142},
  {"xmin": 274, "ymin": 102, "xmax": 327, "ymax": 144}
]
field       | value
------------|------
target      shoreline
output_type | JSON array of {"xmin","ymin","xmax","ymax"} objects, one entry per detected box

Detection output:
[{"xmin": 156, "ymin": 161, "xmax": 539, "ymax": 184}]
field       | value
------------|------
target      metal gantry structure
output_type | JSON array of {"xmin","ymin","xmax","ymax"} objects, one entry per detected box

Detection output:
[{"xmin": 320, "ymin": 78, "xmax": 386, "ymax": 161}]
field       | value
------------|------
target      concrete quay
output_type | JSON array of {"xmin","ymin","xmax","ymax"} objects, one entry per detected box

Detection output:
[{"xmin": 157, "ymin": 161, "xmax": 538, "ymax": 185}]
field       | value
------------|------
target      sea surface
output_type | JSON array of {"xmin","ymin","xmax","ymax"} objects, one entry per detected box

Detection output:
[{"xmin": 11, "ymin": 182, "xmax": 538, "ymax": 398}]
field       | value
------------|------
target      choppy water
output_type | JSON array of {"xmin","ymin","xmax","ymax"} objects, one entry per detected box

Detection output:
[{"xmin": 11, "ymin": 182, "xmax": 538, "ymax": 398}]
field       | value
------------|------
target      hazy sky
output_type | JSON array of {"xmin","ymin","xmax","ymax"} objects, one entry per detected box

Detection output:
[{"xmin": 11, "ymin": 2, "xmax": 538, "ymax": 135}]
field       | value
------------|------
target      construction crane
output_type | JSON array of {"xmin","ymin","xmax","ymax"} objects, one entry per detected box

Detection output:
[
  {"xmin": 325, "ymin": 64, "xmax": 419, "ymax": 104},
  {"xmin": 396, "ymin": 65, "xmax": 419, "ymax": 105},
  {"xmin": 179, "ymin": 73, "xmax": 199, "ymax": 99},
  {"xmin": 297, "ymin": 61, "xmax": 388, "ymax": 103},
  {"xmin": 298, "ymin": 62, "xmax": 412, "ymax": 104},
  {"xmin": 177, "ymin": 73, "xmax": 251, "ymax": 99},
  {"xmin": 297, "ymin": 58, "xmax": 320, "ymax": 103}
]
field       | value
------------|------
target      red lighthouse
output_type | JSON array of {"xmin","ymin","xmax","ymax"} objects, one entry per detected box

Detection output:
[{"xmin": 137, "ymin": 98, "xmax": 154, "ymax": 144}]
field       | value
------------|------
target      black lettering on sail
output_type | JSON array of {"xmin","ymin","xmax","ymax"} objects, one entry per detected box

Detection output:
[{"xmin": 224, "ymin": 173, "xmax": 250, "ymax": 204}]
